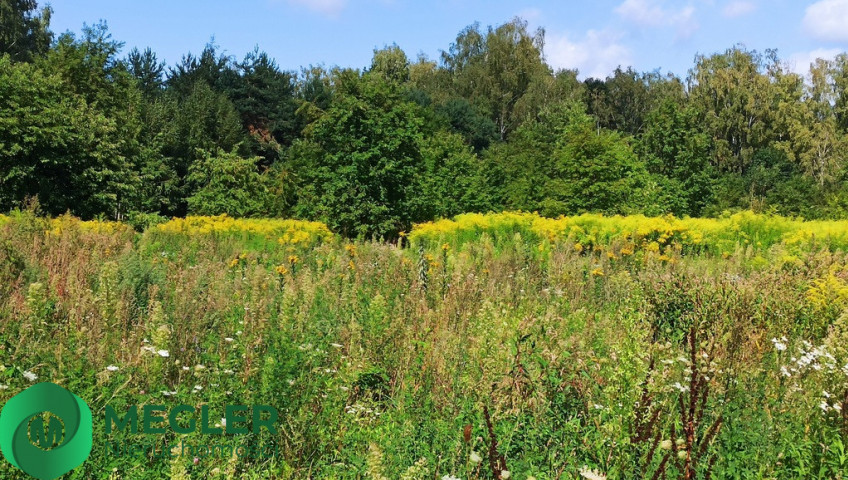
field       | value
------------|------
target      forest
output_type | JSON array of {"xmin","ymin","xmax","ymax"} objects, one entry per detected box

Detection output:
[{"xmin": 3, "ymin": 1, "xmax": 848, "ymax": 238}]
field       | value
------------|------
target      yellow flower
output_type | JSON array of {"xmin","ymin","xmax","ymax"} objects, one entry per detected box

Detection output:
[
  {"xmin": 348, "ymin": 260, "xmax": 356, "ymax": 271},
  {"xmin": 590, "ymin": 268, "xmax": 604, "ymax": 277},
  {"xmin": 441, "ymin": 243, "xmax": 451, "ymax": 252},
  {"xmin": 228, "ymin": 258, "xmax": 239, "ymax": 268},
  {"xmin": 274, "ymin": 265, "xmax": 289, "ymax": 275},
  {"xmin": 288, "ymin": 255, "xmax": 300, "ymax": 265}
]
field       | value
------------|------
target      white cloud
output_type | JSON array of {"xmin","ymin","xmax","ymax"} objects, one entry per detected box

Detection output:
[
  {"xmin": 803, "ymin": 0, "xmax": 848, "ymax": 42},
  {"xmin": 615, "ymin": 0, "xmax": 699, "ymax": 39},
  {"xmin": 787, "ymin": 48, "xmax": 843, "ymax": 75},
  {"xmin": 286, "ymin": 0, "xmax": 347, "ymax": 17},
  {"xmin": 545, "ymin": 29, "xmax": 632, "ymax": 79},
  {"xmin": 721, "ymin": 1, "xmax": 756, "ymax": 18}
]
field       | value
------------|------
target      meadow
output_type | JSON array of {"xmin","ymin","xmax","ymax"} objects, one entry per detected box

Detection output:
[{"xmin": 0, "ymin": 210, "xmax": 847, "ymax": 479}]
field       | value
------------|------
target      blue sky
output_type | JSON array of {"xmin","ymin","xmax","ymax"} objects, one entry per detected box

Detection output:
[{"xmin": 46, "ymin": 0, "xmax": 848, "ymax": 79}]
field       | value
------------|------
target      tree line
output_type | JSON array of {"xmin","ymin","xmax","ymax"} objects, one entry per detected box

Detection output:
[{"xmin": 2, "ymin": 1, "xmax": 848, "ymax": 238}]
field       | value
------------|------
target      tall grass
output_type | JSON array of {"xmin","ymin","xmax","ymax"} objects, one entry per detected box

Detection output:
[{"xmin": 0, "ymin": 211, "xmax": 846, "ymax": 479}]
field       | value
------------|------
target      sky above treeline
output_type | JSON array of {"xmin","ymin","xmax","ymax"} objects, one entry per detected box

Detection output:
[{"xmin": 46, "ymin": 0, "xmax": 848, "ymax": 79}]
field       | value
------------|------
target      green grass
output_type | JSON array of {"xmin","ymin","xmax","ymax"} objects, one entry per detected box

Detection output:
[{"xmin": 0, "ymin": 211, "xmax": 846, "ymax": 479}]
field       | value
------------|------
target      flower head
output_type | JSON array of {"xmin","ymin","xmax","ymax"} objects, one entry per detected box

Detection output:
[{"xmin": 579, "ymin": 466, "xmax": 607, "ymax": 480}]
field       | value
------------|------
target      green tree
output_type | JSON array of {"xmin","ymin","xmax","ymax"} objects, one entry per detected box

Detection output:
[
  {"xmin": 435, "ymin": 98, "xmax": 498, "ymax": 151},
  {"xmin": 417, "ymin": 131, "xmax": 492, "ymax": 218},
  {"xmin": 159, "ymin": 81, "xmax": 246, "ymax": 215},
  {"xmin": 637, "ymin": 99, "xmax": 715, "ymax": 215},
  {"xmin": 791, "ymin": 57, "xmax": 848, "ymax": 187},
  {"xmin": 370, "ymin": 44, "xmax": 410, "ymax": 84},
  {"xmin": 0, "ymin": 57, "xmax": 122, "ymax": 216},
  {"xmin": 186, "ymin": 148, "xmax": 271, "ymax": 217},
  {"xmin": 543, "ymin": 109, "xmax": 647, "ymax": 215},
  {"xmin": 292, "ymin": 71, "xmax": 424, "ymax": 238},
  {"xmin": 227, "ymin": 49, "xmax": 299, "ymax": 163},
  {"xmin": 39, "ymin": 23, "xmax": 147, "ymax": 218},
  {"xmin": 442, "ymin": 18, "xmax": 550, "ymax": 140},
  {"xmin": 488, "ymin": 101, "xmax": 648, "ymax": 216},
  {"xmin": 0, "ymin": 0, "xmax": 51, "ymax": 62},
  {"xmin": 585, "ymin": 67, "xmax": 683, "ymax": 136},
  {"xmin": 126, "ymin": 47, "xmax": 165, "ymax": 98},
  {"xmin": 688, "ymin": 47, "xmax": 778, "ymax": 172},
  {"xmin": 167, "ymin": 42, "xmax": 236, "ymax": 97}
]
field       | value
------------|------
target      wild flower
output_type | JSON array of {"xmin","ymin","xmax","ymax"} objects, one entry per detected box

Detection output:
[
  {"xmin": 441, "ymin": 475, "xmax": 460, "ymax": 480},
  {"xmin": 157, "ymin": 350, "xmax": 170, "ymax": 358},
  {"xmin": 23, "ymin": 371, "xmax": 37, "ymax": 382},
  {"xmin": 500, "ymin": 471, "xmax": 510, "ymax": 479},
  {"xmin": 106, "ymin": 365, "xmax": 119, "ymax": 372},
  {"xmin": 193, "ymin": 385, "xmax": 202, "ymax": 392},
  {"xmin": 771, "ymin": 337, "xmax": 787, "ymax": 351},
  {"xmin": 660, "ymin": 439, "xmax": 672, "ymax": 450},
  {"xmin": 224, "ymin": 337, "xmax": 234, "ymax": 343},
  {"xmin": 469, "ymin": 452, "xmax": 482, "ymax": 464},
  {"xmin": 579, "ymin": 466, "xmax": 607, "ymax": 480}
]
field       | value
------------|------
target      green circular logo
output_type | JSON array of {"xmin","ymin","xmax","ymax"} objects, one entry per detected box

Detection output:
[
  {"xmin": 0, "ymin": 382, "xmax": 92, "ymax": 480},
  {"xmin": 28, "ymin": 412, "xmax": 66, "ymax": 451}
]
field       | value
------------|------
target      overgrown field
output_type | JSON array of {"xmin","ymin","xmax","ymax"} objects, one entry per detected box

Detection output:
[{"xmin": 1, "ymin": 211, "xmax": 847, "ymax": 479}]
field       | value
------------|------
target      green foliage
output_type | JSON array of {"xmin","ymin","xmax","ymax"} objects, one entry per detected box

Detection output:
[
  {"xmin": 441, "ymin": 18, "xmax": 549, "ymax": 140},
  {"xmin": 637, "ymin": 99, "xmax": 716, "ymax": 216},
  {"xmin": 4, "ymin": 5, "xmax": 848, "ymax": 244},
  {"xmin": 292, "ymin": 71, "xmax": 425, "ymax": 238},
  {"xmin": 488, "ymin": 101, "xmax": 649, "ymax": 216},
  {"xmin": 0, "ymin": 0, "xmax": 52, "ymax": 61},
  {"xmin": 126, "ymin": 47, "xmax": 165, "ymax": 98},
  {"xmin": 186, "ymin": 148, "xmax": 272, "ymax": 217},
  {"xmin": 544, "ymin": 113, "xmax": 646, "ymax": 215},
  {"xmin": 0, "ymin": 56, "xmax": 126, "ymax": 216},
  {"xmin": 416, "ymin": 131, "xmax": 493, "ymax": 218}
]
